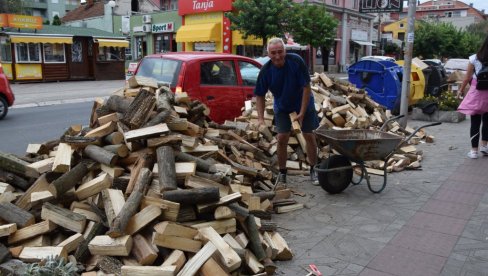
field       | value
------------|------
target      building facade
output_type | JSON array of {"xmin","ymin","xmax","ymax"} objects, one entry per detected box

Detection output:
[{"xmin": 22, "ymin": 0, "xmax": 79, "ymax": 23}]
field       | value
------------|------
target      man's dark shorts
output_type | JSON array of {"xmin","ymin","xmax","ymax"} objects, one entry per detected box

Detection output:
[{"xmin": 274, "ymin": 107, "xmax": 319, "ymax": 133}]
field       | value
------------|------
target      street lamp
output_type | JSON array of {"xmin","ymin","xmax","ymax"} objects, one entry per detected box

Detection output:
[{"xmin": 108, "ymin": 0, "xmax": 116, "ymax": 33}]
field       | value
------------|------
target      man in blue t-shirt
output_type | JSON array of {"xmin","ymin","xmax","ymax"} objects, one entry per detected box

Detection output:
[{"xmin": 254, "ymin": 37, "xmax": 319, "ymax": 185}]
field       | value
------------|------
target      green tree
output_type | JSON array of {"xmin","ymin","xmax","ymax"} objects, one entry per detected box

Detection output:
[
  {"xmin": 288, "ymin": 1, "xmax": 338, "ymax": 70},
  {"xmin": 414, "ymin": 21, "xmax": 482, "ymax": 60},
  {"xmin": 225, "ymin": 0, "xmax": 294, "ymax": 55},
  {"xmin": 52, "ymin": 15, "xmax": 61, "ymax": 25},
  {"xmin": 0, "ymin": 0, "xmax": 23, "ymax": 14}
]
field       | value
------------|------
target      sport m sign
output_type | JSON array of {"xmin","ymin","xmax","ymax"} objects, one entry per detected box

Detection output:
[{"xmin": 359, "ymin": 0, "xmax": 403, "ymax": 13}]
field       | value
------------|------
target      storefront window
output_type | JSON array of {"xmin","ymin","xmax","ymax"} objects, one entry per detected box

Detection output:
[
  {"xmin": 44, "ymin": 43, "xmax": 66, "ymax": 63},
  {"xmin": 154, "ymin": 34, "xmax": 171, "ymax": 53},
  {"xmin": 97, "ymin": 46, "xmax": 123, "ymax": 61},
  {"xmin": 15, "ymin": 43, "xmax": 41, "ymax": 63},
  {"xmin": 0, "ymin": 38, "xmax": 12, "ymax": 62}
]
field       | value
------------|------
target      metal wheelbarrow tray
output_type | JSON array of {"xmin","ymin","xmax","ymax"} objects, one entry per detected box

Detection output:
[{"xmin": 314, "ymin": 115, "xmax": 441, "ymax": 194}]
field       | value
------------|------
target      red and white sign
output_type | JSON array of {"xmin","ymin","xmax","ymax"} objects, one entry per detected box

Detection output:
[
  {"xmin": 179, "ymin": 0, "xmax": 232, "ymax": 16},
  {"xmin": 222, "ymin": 17, "xmax": 231, "ymax": 53}
]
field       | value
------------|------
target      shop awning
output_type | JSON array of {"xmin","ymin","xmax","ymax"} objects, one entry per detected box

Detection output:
[
  {"xmin": 10, "ymin": 35, "xmax": 73, "ymax": 44},
  {"xmin": 353, "ymin": 40, "xmax": 376, "ymax": 47},
  {"xmin": 232, "ymin": 31, "xmax": 262, "ymax": 46},
  {"xmin": 95, "ymin": 39, "xmax": 129, "ymax": 48},
  {"xmin": 176, "ymin": 23, "xmax": 220, "ymax": 42}
]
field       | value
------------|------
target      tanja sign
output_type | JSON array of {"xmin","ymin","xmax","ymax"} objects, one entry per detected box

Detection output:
[{"xmin": 179, "ymin": 0, "xmax": 232, "ymax": 16}]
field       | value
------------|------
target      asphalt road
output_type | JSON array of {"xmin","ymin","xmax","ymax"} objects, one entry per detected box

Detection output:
[{"xmin": 0, "ymin": 102, "xmax": 91, "ymax": 155}]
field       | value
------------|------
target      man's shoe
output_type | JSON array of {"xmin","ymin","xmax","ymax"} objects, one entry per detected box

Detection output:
[
  {"xmin": 467, "ymin": 150, "xmax": 478, "ymax": 159},
  {"xmin": 310, "ymin": 167, "xmax": 320, "ymax": 186},
  {"xmin": 480, "ymin": 145, "xmax": 488, "ymax": 156}
]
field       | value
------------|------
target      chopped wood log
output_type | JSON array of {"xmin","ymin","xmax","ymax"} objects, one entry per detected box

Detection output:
[
  {"xmin": 162, "ymin": 187, "xmax": 219, "ymax": 205},
  {"xmin": 191, "ymin": 218, "xmax": 236, "ymax": 235},
  {"xmin": 26, "ymin": 157, "xmax": 55, "ymax": 175},
  {"xmin": 15, "ymin": 173, "xmax": 50, "ymax": 210},
  {"xmin": 103, "ymin": 131, "xmax": 124, "ymax": 145},
  {"xmin": 0, "ymin": 169, "xmax": 30, "ymax": 191},
  {"xmin": 0, "ymin": 151, "xmax": 39, "ymax": 179},
  {"xmin": 122, "ymin": 89, "xmax": 156, "ymax": 129},
  {"xmin": 197, "ymin": 192, "xmax": 242, "ymax": 213},
  {"xmin": 162, "ymin": 250, "xmax": 186, "ymax": 274},
  {"xmin": 8, "ymin": 220, "xmax": 57, "ymax": 245},
  {"xmin": 84, "ymin": 145, "xmax": 118, "ymax": 166},
  {"xmin": 0, "ymin": 202, "xmax": 35, "ymax": 227},
  {"xmin": 51, "ymin": 143, "xmax": 73, "ymax": 173},
  {"xmin": 74, "ymin": 222, "xmax": 106, "ymax": 262},
  {"xmin": 0, "ymin": 223, "xmax": 17, "ymax": 237},
  {"xmin": 75, "ymin": 173, "xmax": 111, "ymax": 200},
  {"xmin": 98, "ymin": 112, "xmax": 119, "ymax": 126},
  {"xmin": 271, "ymin": 232, "xmax": 293, "ymax": 260},
  {"xmin": 122, "ymin": 266, "xmax": 176, "ymax": 276},
  {"xmin": 88, "ymin": 235, "xmax": 133, "ymax": 256},
  {"xmin": 106, "ymin": 95, "xmax": 132, "ymax": 114},
  {"xmin": 156, "ymin": 146, "xmax": 177, "ymax": 191},
  {"xmin": 101, "ymin": 164, "xmax": 125, "ymax": 178},
  {"xmin": 246, "ymin": 215, "xmax": 267, "ymax": 261},
  {"xmin": 152, "ymin": 233, "xmax": 202, "ymax": 253},
  {"xmin": 19, "ymin": 246, "xmax": 67, "ymax": 263},
  {"xmin": 0, "ymin": 243, "xmax": 11, "ymax": 263},
  {"xmin": 131, "ymin": 234, "xmax": 158, "ymax": 265},
  {"xmin": 141, "ymin": 196, "xmax": 180, "ymax": 222},
  {"xmin": 124, "ymin": 123, "xmax": 170, "ymax": 142},
  {"xmin": 125, "ymin": 205, "xmax": 162, "ymax": 235},
  {"xmin": 275, "ymin": 203, "xmax": 304, "ymax": 213},
  {"xmin": 176, "ymin": 242, "xmax": 216, "ymax": 276},
  {"xmin": 125, "ymin": 151, "xmax": 153, "ymax": 195},
  {"xmin": 97, "ymin": 256, "xmax": 124, "ymax": 275},
  {"xmin": 198, "ymin": 226, "xmax": 241, "ymax": 271},
  {"xmin": 47, "ymin": 162, "xmax": 88, "ymax": 198},
  {"xmin": 145, "ymin": 109, "xmax": 172, "ymax": 127},
  {"xmin": 176, "ymin": 152, "xmax": 214, "ymax": 173},
  {"xmin": 102, "ymin": 189, "xmax": 125, "ymax": 227},
  {"xmin": 57, "ymin": 233, "xmax": 84, "ymax": 253},
  {"xmin": 108, "ymin": 168, "xmax": 151, "ymax": 238},
  {"xmin": 245, "ymin": 249, "xmax": 265, "ymax": 274},
  {"xmin": 103, "ymin": 144, "xmax": 129, "ymax": 158},
  {"xmin": 41, "ymin": 202, "xmax": 86, "ymax": 233},
  {"xmin": 214, "ymin": 206, "xmax": 236, "ymax": 220},
  {"xmin": 200, "ymin": 257, "xmax": 228, "ymax": 276},
  {"xmin": 85, "ymin": 121, "xmax": 116, "ymax": 138}
]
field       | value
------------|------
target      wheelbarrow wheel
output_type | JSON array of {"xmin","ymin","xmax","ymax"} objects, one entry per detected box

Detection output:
[{"xmin": 317, "ymin": 155, "xmax": 353, "ymax": 194}]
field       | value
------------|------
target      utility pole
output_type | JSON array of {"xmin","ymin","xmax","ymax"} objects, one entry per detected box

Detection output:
[{"xmin": 399, "ymin": 0, "xmax": 417, "ymax": 127}]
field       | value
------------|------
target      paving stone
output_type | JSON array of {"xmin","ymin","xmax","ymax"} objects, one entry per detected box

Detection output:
[
  {"xmin": 407, "ymin": 211, "xmax": 467, "ymax": 236},
  {"xmin": 432, "ymin": 187, "xmax": 484, "ymax": 206},
  {"xmin": 421, "ymin": 198, "xmax": 477, "ymax": 219}
]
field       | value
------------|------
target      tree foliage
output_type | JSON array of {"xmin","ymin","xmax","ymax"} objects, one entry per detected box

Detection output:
[
  {"xmin": 287, "ymin": 1, "xmax": 338, "ymax": 50},
  {"xmin": 0, "ymin": 0, "xmax": 23, "ymax": 14},
  {"xmin": 413, "ymin": 21, "xmax": 482, "ymax": 59},
  {"xmin": 225, "ymin": 0, "xmax": 294, "ymax": 53},
  {"xmin": 52, "ymin": 15, "xmax": 62, "ymax": 26}
]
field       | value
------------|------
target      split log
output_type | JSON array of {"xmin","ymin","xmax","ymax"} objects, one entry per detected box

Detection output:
[
  {"xmin": 161, "ymin": 250, "xmax": 186, "ymax": 274},
  {"xmin": 103, "ymin": 144, "xmax": 129, "ymax": 158},
  {"xmin": 41, "ymin": 202, "xmax": 86, "ymax": 233},
  {"xmin": 88, "ymin": 235, "xmax": 133, "ymax": 256},
  {"xmin": 176, "ymin": 242, "xmax": 217, "ymax": 276},
  {"xmin": 74, "ymin": 222, "xmax": 106, "ymax": 262},
  {"xmin": 104, "ymin": 131, "xmax": 124, "ymax": 145},
  {"xmin": 47, "ymin": 162, "xmax": 88, "ymax": 198},
  {"xmin": 156, "ymin": 146, "xmax": 177, "ymax": 191},
  {"xmin": 246, "ymin": 215, "xmax": 267, "ymax": 261},
  {"xmin": 144, "ymin": 109, "xmax": 172, "ymax": 127},
  {"xmin": 162, "ymin": 187, "xmax": 219, "ymax": 205},
  {"xmin": 122, "ymin": 89, "xmax": 156, "ymax": 129},
  {"xmin": 0, "ymin": 151, "xmax": 39, "ymax": 179},
  {"xmin": 97, "ymin": 256, "xmax": 124, "ymax": 275},
  {"xmin": 131, "ymin": 234, "xmax": 158, "ymax": 265},
  {"xmin": 0, "ymin": 168, "xmax": 30, "ymax": 191},
  {"xmin": 0, "ymin": 202, "xmax": 35, "ymax": 228},
  {"xmin": 176, "ymin": 151, "xmax": 214, "ymax": 173},
  {"xmin": 106, "ymin": 95, "xmax": 132, "ymax": 113},
  {"xmin": 84, "ymin": 145, "xmax": 118, "ymax": 166},
  {"xmin": 107, "ymin": 168, "xmax": 152, "ymax": 238},
  {"xmin": 198, "ymin": 226, "xmax": 241, "ymax": 271}
]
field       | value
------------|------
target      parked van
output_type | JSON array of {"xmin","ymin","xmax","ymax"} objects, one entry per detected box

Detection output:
[{"xmin": 134, "ymin": 52, "xmax": 262, "ymax": 123}]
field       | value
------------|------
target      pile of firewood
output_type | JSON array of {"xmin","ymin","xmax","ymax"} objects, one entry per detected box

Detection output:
[
  {"xmin": 0, "ymin": 76, "xmax": 301, "ymax": 276},
  {"xmin": 0, "ymin": 73, "xmax": 434, "ymax": 275}
]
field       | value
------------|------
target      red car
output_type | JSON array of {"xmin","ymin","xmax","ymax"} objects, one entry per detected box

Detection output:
[
  {"xmin": 0, "ymin": 63, "xmax": 14, "ymax": 120},
  {"xmin": 134, "ymin": 52, "xmax": 262, "ymax": 123}
]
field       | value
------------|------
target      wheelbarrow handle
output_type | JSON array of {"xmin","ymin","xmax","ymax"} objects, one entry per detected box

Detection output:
[
  {"xmin": 403, "ymin": 121, "xmax": 442, "ymax": 144},
  {"xmin": 379, "ymin": 114, "xmax": 405, "ymax": 131}
]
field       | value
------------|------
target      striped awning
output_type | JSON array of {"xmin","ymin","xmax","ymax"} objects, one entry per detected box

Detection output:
[{"xmin": 10, "ymin": 35, "xmax": 73, "ymax": 44}]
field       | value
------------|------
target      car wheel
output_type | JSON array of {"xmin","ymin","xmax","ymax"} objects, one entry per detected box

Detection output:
[{"xmin": 0, "ymin": 97, "xmax": 8, "ymax": 120}]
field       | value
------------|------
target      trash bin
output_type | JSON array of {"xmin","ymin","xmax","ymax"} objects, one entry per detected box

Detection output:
[
  {"xmin": 422, "ymin": 60, "xmax": 448, "ymax": 97},
  {"xmin": 395, "ymin": 60, "xmax": 426, "ymax": 106},
  {"xmin": 347, "ymin": 59, "xmax": 402, "ymax": 110}
]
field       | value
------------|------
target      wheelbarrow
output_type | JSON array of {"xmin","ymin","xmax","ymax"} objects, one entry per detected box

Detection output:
[{"xmin": 314, "ymin": 115, "xmax": 441, "ymax": 194}]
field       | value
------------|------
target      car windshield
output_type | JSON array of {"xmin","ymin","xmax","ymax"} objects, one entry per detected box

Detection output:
[{"xmin": 135, "ymin": 58, "xmax": 182, "ymax": 87}]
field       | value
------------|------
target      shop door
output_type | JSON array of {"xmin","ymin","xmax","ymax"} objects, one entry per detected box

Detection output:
[{"xmin": 69, "ymin": 38, "xmax": 90, "ymax": 79}]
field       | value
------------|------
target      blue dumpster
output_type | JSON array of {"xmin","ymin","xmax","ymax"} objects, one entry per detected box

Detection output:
[{"xmin": 348, "ymin": 60, "xmax": 402, "ymax": 110}]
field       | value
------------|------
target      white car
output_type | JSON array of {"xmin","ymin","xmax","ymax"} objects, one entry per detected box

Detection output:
[
  {"xmin": 444, "ymin": 58, "xmax": 469, "ymax": 75},
  {"xmin": 360, "ymin": 55, "xmax": 396, "ymax": 62}
]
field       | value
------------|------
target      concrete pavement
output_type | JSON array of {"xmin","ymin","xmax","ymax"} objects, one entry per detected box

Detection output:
[{"xmin": 8, "ymin": 80, "xmax": 486, "ymax": 275}]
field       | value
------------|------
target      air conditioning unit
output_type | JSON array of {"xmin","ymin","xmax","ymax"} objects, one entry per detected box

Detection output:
[
  {"xmin": 143, "ymin": 15, "xmax": 152, "ymax": 24},
  {"xmin": 142, "ymin": 24, "xmax": 152, "ymax": 33}
]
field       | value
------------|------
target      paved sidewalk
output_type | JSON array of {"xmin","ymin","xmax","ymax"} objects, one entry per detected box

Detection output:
[{"xmin": 273, "ymin": 118, "xmax": 488, "ymax": 276}]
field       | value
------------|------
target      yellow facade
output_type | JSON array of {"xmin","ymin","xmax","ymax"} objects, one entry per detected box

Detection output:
[
  {"xmin": 178, "ymin": 12, "xmax": 223, "ymax": 52},
  {"xmin": 383, "ymin": 18, "xmax": 418, "ymax": 40}
]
